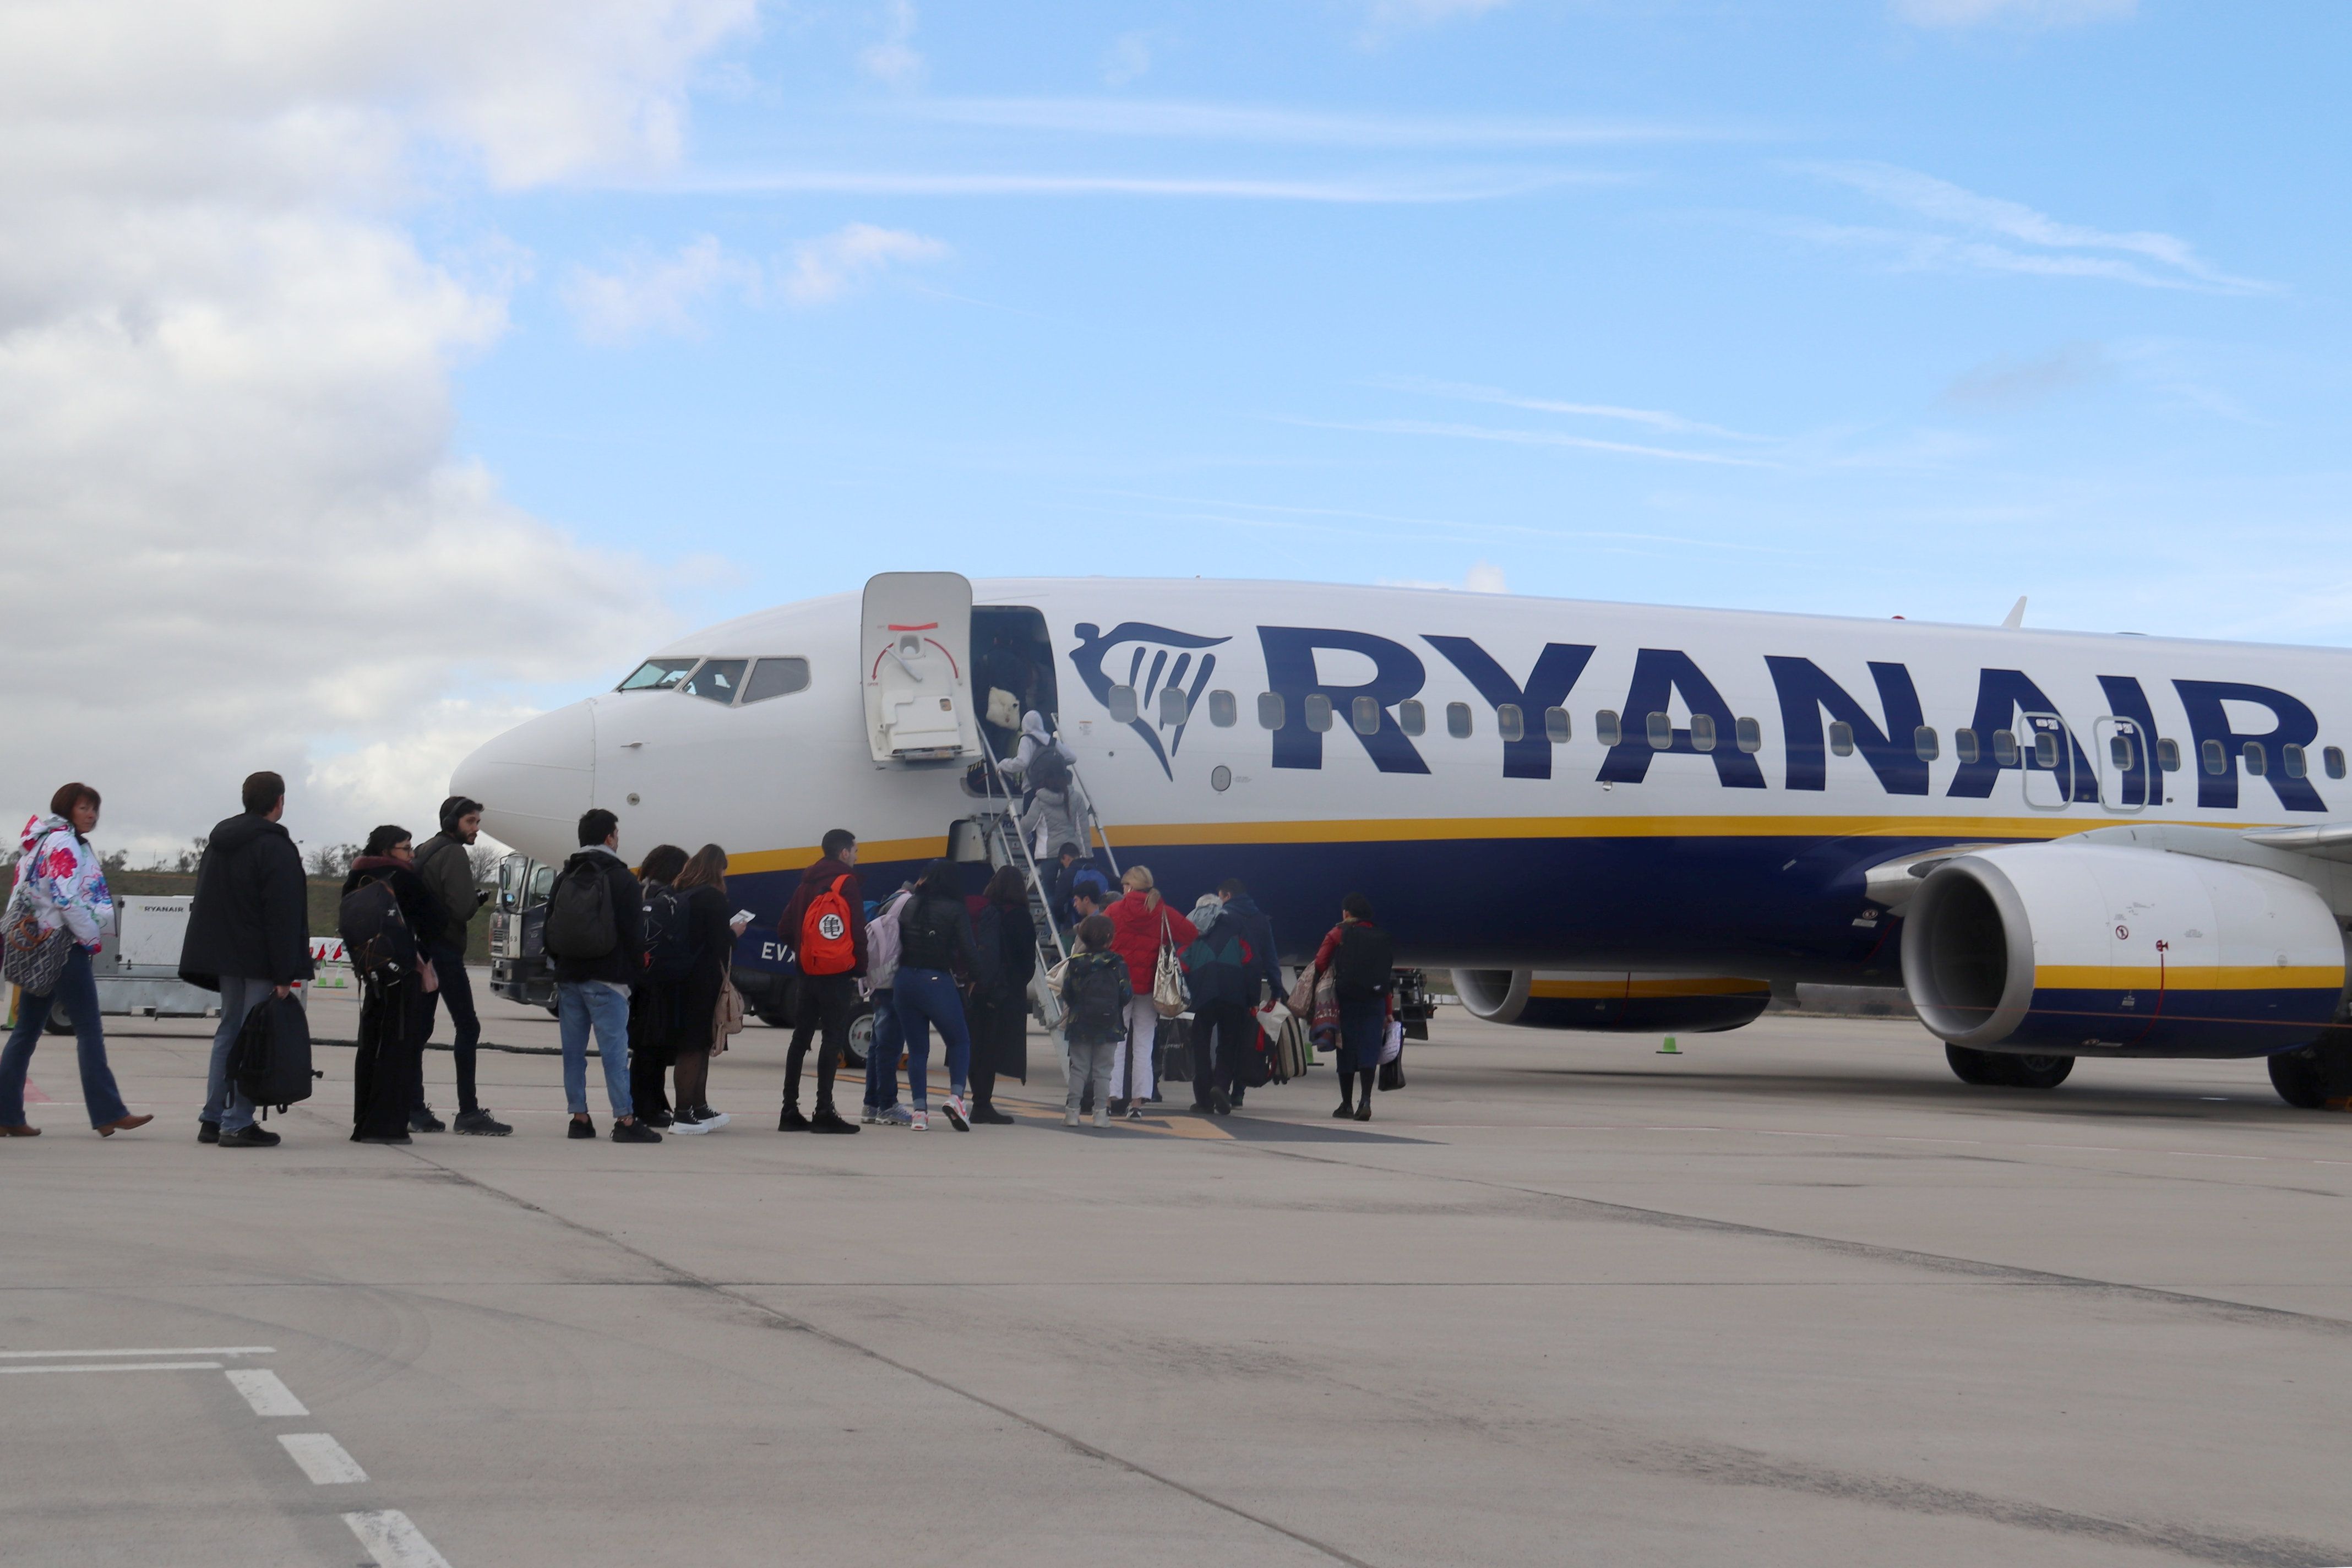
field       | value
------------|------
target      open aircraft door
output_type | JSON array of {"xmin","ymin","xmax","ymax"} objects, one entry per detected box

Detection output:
[{"xmin": 862, "ymin": 572, "xmax": 979, "ymax": 763}]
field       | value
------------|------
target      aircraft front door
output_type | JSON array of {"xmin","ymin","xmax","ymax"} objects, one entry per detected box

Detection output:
[
  {"xmin": 2019, "ymin": 711, "xmax": 2086, "ymax": 812},
  {"xmin": 2092, "ymin": 715, "xmax": 2151, "ymax": 813},
  {"xmin": 862, "ymin": 573, "xmax": 978, "ymax": 764}
]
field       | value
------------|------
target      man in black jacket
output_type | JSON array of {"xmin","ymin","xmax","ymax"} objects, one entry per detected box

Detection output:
[
  {"xmin": 411, "ymin": 795, "xmax": 507, "ymax": 1136},
  {"xmin": 545, "ymin": 809, "xmax": 659, "ymax": 1143},
  {"xmin": 1188, "ymin": 878, "xmax": 1286, "ymax": 1115},
  {"xmin": 179, "ymin": 771, "xmax": 314, "ymax": 1148},
  {"xmin": 777, "ymin": 828, "xmax": 864, "ymax": 1134}
]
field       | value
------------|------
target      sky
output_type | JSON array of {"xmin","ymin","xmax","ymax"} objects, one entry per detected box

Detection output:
[{"xmin": 4, "ymin": 0, "xmax": 2348, "ymax": 856}]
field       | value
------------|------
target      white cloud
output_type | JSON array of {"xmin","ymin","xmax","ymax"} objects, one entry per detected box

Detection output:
[
  {"xmin": 1102, "ymin": 32, "xmax": 1156, "ymax": 88},
  {"xmin": 859, "ymin": 0, "xmax": 925, "ymax": 88},
  {"xmin": 1893, "ymin": 0, "xmax": 2135, "ymax": 29},
  {"xmin": 561, "ymin": 234, "xmax": 761, "ymax": 342},
  {"xmin": 782, "ymin": 223, "xmax": 950, "ymax": 304},
  {"xmin": 1361, "ymin": 0, "xmax": 1515, "ymax": 36},
  {"xmin": 0, "ymin": 2, "xmax": 758, "ymax": 850},
  {"xmin": 900, "ymin": 99, "xmax": 1728, "ymax": 149},
  {"xmin": 1381, "ymin": 561, "xmax": 1510, "ymax": 594},
  {"xmin": 1378, "ymin": 378, "xmax": 1772, "ymax": 441},
  {"xmin": 1798, "ymin": 162, "xmax": 2272, "ymax": 295}
]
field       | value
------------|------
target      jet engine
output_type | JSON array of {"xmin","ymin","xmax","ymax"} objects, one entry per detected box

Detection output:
[
  {"xmin": 1900, "ymin": 843, "xmax": 2347, "ymax": 1065},
  {"xmin": 1452, "ymin": 969, "xmax": 1771, "ymax": 1033}
]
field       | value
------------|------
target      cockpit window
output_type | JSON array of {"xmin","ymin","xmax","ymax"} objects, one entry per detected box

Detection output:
[
  {"xmin": 618, "ymin": 657, "xmax": 698, "ymax": 692},
  {"xmin": 742, "ymin": 657, "xmax": 812, "ymax": 704},
  {"xmin": 680, "ymin": 658, "xmax": 747, "ymax": 704}
]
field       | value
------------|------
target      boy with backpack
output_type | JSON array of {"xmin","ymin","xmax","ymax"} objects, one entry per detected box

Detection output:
[
  {"xmin": 542, "ymin": 808, "xmax": 658, "ymax": 1142},
  {"xmin": 777, "ymin": 828, "xmax": 864, "ymax": 1134},
  {"xmin": 1058, "ymin": 913, "xmax": 1132, "ymax": 1128}
]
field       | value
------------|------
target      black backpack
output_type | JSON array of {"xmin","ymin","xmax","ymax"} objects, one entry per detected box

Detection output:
[
  {"xmin": 1064, "ymin": 952, "xmax": 1128, "ymax": 1044},
  {"xmin": 228, "ymin": 993, "xmax": 319, "ymax": 1113},
  {"xmin": 1334, "ymin": 923, "xmax": 1395, "ymax": 998},
  {"xmin": 338, "ymin": 877, "xmax": 416, "ymax": 982},
  {"xmin": 1027, "ymin": 746, "xmax": 1073, "ymax": 794},
  {"xmin": 545, "ymin": 860, "xmax": 617, "ymax": 960},
  {"xmin": 642, "ymin": 885, "xmax": 696, "ymax": 984}
]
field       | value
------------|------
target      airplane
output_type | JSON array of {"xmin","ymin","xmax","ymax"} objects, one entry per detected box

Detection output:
[{"xmin": 451, "ymin": 572, "xmax": 2352, "ymax": 1108}]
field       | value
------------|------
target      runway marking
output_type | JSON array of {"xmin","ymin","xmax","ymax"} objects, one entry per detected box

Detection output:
[
  {"xmin": 344, "ymin": 1509, "xmax": 454, "ymax": 1568},
  {"xmin": 226, "ymin": 1369, "xmax": 307, "ymax": 1416},
  {"xmin": 23, "ymin": 1080, "xmax": 52, "ymax": 1103},
  {"xmin": 0, "ymin": 1346, "xmax": 274, "ymax": 1359},
  {"xmin": 0, "ymin": 1360, "xmax": 222, "ymax": 1375},
  {"xmin": 279, "ymin": 1431, "xmax": 368, "ymax": 1484}
]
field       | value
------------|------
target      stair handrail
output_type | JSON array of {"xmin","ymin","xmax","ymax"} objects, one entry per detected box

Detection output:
[{"xmin": 976, "ymin": 731, "xmax": 1070, "ymax": 964}]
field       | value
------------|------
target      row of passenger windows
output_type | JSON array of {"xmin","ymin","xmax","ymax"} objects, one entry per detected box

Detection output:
[
  {"xmin": 617, "ymin": 656, "xmax": 812, "ymax": 706},
  {"xmin": 1107, "ymin": 684, "xmax": 2352, "ymax": 778}
]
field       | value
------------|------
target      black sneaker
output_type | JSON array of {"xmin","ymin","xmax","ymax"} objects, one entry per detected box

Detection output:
[
  {"xmin": 1353, "ymin": 1102, "xmax": 1371, "ymax": 1122},
  {"xmin": 197, "ymin": 1120, "xmax": 220, "ymax": 1145},
  {"xmin": 972, "ymin": 1104, "xmax": 1016, "ymax": 1125},
  {"xmin": 568, "ymin": 1117, "xmax": 596, "ymax": 1139},
  {"xmin": 218, "ymin": 1124, "xmax": 281, "ymax": 1148},
  {"xmin": 641, "ymin": 1108, "xmax": 674, "ymax": 1130},
  {"xmin": 409, "ymin": 1106, "xmax": 447, "ymax": 1134},
  {"xmin": 1210, "ymin": 1088, "xmax": 1232, "ymax": 1116},
  {"xmin": 357, "ymin": 1133, "xmax": 413, "ymax": 1145},
  {"xmin": 453, "ymin": 1108, "xmax": 511, "ymax": 1136},
  {"xmin": 612, "ymin": 1119, "xmax": 662, "ymax": 1144},
  {"xmin": 807, "ymin": 1108, "xmax": 861, "ymax": 1134},
  {"xmin": 777, "ymin": 1106, "xmax": 811, "ymax": 1132},
  {"xmin": 1108, "ymin": 1097, "xmax": 1129, "ymax": 1117}
]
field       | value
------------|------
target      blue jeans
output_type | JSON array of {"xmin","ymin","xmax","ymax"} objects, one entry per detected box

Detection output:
[
  {"xmin": 893, "ymin": 967, "xmax": 970, "ymax": 1109},
  {"xmin": 863, "ymin": 988, "xmax": 902, "ymax": 1110},
  {"xmin": 558, "ymin": 982, "xmax": 634, "ymax": 1118},
  {"xmin": 2, "ymin": 944, "xmax": 129, "ymax": 1129},
  {"xmin": 203, "ymin": 974, "xmax": 274, "ymax": 1132}
]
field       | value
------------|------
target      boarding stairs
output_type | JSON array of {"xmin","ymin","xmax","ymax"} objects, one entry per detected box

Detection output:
[{"xmin": 967, "ymin": 729, "xmax": 1120, "ymax": 1024}]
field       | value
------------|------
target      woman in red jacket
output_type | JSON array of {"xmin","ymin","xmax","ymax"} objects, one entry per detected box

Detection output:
[{"xmin": 1104, "ymin": 865, "xmax": 1196, "ymax": 1118}]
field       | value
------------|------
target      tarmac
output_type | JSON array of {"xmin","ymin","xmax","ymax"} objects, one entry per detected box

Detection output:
[{"xmin": 4, "ymin": 975, "xmax": 2350, "ymax": 1567}]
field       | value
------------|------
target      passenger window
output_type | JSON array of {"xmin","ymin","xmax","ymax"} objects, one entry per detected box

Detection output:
[
  {"xmin": 680, "ymin": 658, "xmax": 747, "ymax": 704},
  {"xmin": 1544, "ymin": 706, "xmax": 1571, "ymax": 744},
  {"xmin": 1108, "ymin": 685, "xmax": 1139, "ymax": 724},
  {"xmin": 1734, "ymin": 716, "xmax": 1762, "ymax": 754},
  {"xmin": 1955, "ymin": 728, "xmax": 1979, "ymax": 765},
  {"xmin": 742, "ymin": 657, "xmax": 810, "ymax": 704},
  {"xmin": 1496, "ymin": 704, "xmax": 1525, "ymax": 742},
  {"xmin": 2109, "ymin": 736, "xmax": 2133, "ymax": 770},
  {"xmin": 1208, "ymin": 689, "xmax": 1237, "ymax": 728},
  {"xmin": 1689, "ymin": 713, "xmax": 1716, "ymax": 753},
  {"xmin": 1159, "ymin": 688, "xmax": 1189, "ymax": 726},
  {"xmin": 1596, "ymin": 710, "xmax": 1621, "ymax": 747},
  {"xmin": 2284, "ymin": 743, "xmax": 2307, "ymax": 780},
  {"xmin": 1447, "ymin": 703, "xmax": 1473, "ymax": 739},
  {"xmin": 2242, "ymin": 741, "xmax": 2268, "ymax": 777},
  {"xmin": 1914, "ymin": 726, "xmax": 1939, "ymax": 762},
  {"xmin": 1398, "ymin": 699, "xmax": 1427, "ymax": 737},
  {"xmin": 2201, "ymin": 738, "xmax": 2225, "ymax": 775},
  {"xmin": 618, "ymin": 657, "xmax": 698, "ymax": 692},
  {"xmin": 2157, "ymin": 738, "xmax": 2181, "ymax": 772},
  {"xmin": 1352, "ymin": 695, "xmax": 1381, "ymax": 736},
  {"xmin": 1992, "ymin": 730, "xmax": 2019, "ymax": 766},
  {"xmin": 1304, "ymin": 694, "xmax": 1333, "ymax": 733},
  {"xmin": 2033, "ymin": 729, "xmax": 2059, "ymax": 769},
  {"xmin": 1827, "ymin": 720, "xmax": 1855, "ymax": 758},
  {"xmin": 1257, "ymin": 692, "xmax": 1285, "ymax": 731},
  {"xmin": 2329, "ymin": 745, "xmax": 2346, "ymax": 780},
  {"xmin": 1646, "ymin": 712, "xmax": 1672, "ymax": 750}
]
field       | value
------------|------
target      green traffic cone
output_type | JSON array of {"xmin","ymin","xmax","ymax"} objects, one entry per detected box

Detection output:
[{"xmin": 1658, "ymin": 1036, "xmax": 1679, "ymax": 1055}]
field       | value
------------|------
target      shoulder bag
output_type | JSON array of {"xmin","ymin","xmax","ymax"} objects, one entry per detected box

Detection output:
[
  {"xmin": 1152, "ymin": 916, "xmax": 1190, "ymax": 1018},
  {"xmin": 1, "ymin": 885, "xmax": 71, "ymax": 998}
]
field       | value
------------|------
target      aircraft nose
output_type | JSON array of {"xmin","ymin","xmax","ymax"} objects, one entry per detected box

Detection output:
[{"xmin": 450, "ymin": 701, "xmax": 595, "ymax": 854}]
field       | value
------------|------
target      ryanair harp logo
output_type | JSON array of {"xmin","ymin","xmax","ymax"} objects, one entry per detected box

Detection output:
[{"xmin": 1069, "ymin": 622, "xmax": 1231, "ymax": 780}]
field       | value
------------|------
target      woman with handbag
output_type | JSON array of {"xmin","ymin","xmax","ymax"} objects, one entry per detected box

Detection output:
[
  {"xmin": 669, "ymin": 843, "xmax": 749, "ymax": 1133},
  {"xmin": 1105, "ymin": 865, "xmax": 1196, "ymax": 1119},
  {"xmin": 343, "ymin": 825, "xmax": 446, "ymax": 1144},
  {"xmin": 1309, "ymin": 893, "xmax": 1394, "ymax": 1122},
  {"xmin": 0, "ymin": 784, "xmax": 151, "ymax": 1138}
]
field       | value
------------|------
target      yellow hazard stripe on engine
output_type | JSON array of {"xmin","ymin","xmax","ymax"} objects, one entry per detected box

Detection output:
[{"xmin": 2033, "ymin": 964, "xmax": 2345, "ymax": 992}]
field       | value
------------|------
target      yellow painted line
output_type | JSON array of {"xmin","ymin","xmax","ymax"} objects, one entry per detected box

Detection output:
[
  {"xmin": 2034, "ymin": 965, "xmax": 2345, "ymax": 992},
  {"xmin": 1531, "ymin": 977, "xmax": 1770, "ymax": 999}
]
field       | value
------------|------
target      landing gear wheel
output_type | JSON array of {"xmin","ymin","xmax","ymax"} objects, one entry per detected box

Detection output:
[
  {"xmin": 1945, "ymin": 1044, "xmax": 2007, "ymax": 1085},
  {"xmin": 842, "ymin": 1006, "xmax": 873, "ymax": 1071},
  {"xmin": 2002, "ymin": 1053, "xmax": 2074, "ymax": 1090},
  {"xmin": 2268, "ymin": 1034, "xmax": 2352, "ymax": 1108}
]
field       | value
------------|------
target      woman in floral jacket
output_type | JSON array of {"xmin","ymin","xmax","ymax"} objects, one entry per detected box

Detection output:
[{"xmin": 0, "ymin": 783, "xmax": 153, "ymax": 1137}]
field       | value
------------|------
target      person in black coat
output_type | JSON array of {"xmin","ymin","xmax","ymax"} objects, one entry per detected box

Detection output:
[
  {"xmin": 341, "ymin": 825, "xmax": 446, "ymax": 1144},
  {"xmin": 968, "ymin": 864, "xmax": 1036, "ymax": 1125},
  {"xmin": 179, "ymin": 770, "xmax": 314, "ymax": 1148},
  {"xmin": 669, "ymin": 844, "xmax": 746, "ymax": 1131}
]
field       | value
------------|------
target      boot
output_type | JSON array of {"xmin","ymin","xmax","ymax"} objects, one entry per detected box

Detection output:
[{"xmin": 777, "ymin": 1103, "xmax": 812, "ymax": 1132}]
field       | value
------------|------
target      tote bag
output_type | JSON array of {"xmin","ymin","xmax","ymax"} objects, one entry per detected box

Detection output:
[
  {"xmin": 1152, "ymin": 918, "xmax": 1190, "ymax": 1018},
  {"xmin": 0, "ymin": 888, "xmax": 70, "ymax": 997}
]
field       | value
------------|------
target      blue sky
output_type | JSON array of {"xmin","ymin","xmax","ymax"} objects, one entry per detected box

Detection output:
[{"xmin": 451, "ymin": 1, "xmax": 2351, "ymax": 663}]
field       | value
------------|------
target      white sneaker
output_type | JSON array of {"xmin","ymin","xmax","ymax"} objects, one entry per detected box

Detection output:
[
  {"xmin": 943, "ymin": 1095, "xmax": 970, "ymax": 1132},
  {"xmin": 672, "ymin": 1112, "xmax": 712, "ymax": 1135},
  {"xmin": 695, "ymin": 1109, "xmax": 729, "ymax": 1133},
  {"xmin": 910, "ymin": 1109, "xmax": 929, "ymax": 1131},
  {"xmin": 878, "ymin": 1105, "xmax": 914, "ymax": 1128},
  {"xmin": 1093, "ymin": 1107, "xmax": 1109, "ymax": 1128},
  {"xmin": 859, "ymin": 1108, "xmax": 879, "ymax": 1124},
  {"xmin": 1065, "ymin": 1107, "xmax": 1080, "ymax": 1127},
  {"xmin": 1125, "ymin": 1104, "xmax": 1144, "ymax": 1121}
]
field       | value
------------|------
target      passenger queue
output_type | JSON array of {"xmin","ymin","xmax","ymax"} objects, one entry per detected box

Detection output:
[{"xmin": 0, "ymin": 771, "xmax": 1404, "ymax": 1144}]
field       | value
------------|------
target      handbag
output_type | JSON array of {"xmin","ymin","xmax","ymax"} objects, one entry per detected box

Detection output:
[
  {"xmin": 1, "ymin": 888, "xmax": 71, "ymax": 998},
  {"xmin": 1284, "ymin": 963, "xmax": 1316, "ymax": 1016},
  {"xmin": 1378, "ymin": 1049, "xmax": 1406, "ymax": 1092},
  {"xmin": 1152, "ymin": 917, "xmax": 1190, "ymax": 1019},
  {"xmin": 1379, "ymin": 1018, "xmax": 1403, "ymax": 1065},
  {"xmin": 714, "ymin": 968, "xmax": 746, "ymax": 1054}
]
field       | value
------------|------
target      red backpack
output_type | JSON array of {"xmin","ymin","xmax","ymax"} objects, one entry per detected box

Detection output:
[{"xmin": 799, "ymin": 875, "xmax": 857, "ymax": 976}]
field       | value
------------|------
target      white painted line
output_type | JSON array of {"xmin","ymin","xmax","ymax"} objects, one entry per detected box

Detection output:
[
  {"xmin": 0, "ymin": 1346, "xmax": 273, "ymax": 1359},
  {"xmin": 279, "ymin": 1432, "xmax": 368, "ymax": 1484},
  {"xmin": 344, "ymin": 1510, "xmax": 453, "ymax": 1568},
  {"xmin": 226, "ymin": 1369, "xmax": 308, "ymax": 1417},
  {"xmin": 0, "ymin": 1362, "xmax": 222, "ymax": 1375}
]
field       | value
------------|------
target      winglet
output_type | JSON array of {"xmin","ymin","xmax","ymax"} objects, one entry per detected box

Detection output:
[{"xmin": 2001, "ymin": 595, "xmax": 2027, "ymax": 629}]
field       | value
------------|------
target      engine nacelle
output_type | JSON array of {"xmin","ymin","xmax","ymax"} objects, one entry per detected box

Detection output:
[
  {"xmin": 1452, "ymin": 969, "xmax": 1771, "ymax": 1033},
  {"xmin": 1901, "ymin": 843, "xmax": 2348, "ymax": 1059}
]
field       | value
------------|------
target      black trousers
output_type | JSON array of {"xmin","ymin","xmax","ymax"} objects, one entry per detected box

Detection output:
[
  {"xmin": 787, "ymin": 973, "xmax": 856, "ymax": 1113},
  {"xmin": 417, "ymin": 941, "xmax": 480, "ymax": 1114},
  {"xmin": 353, "ymin": 978, "xmax": 424, "ymax": 1140},
  {"xmin": 1191, "ymin": 1000, "xmax": 1255, "ymax": 1105},
  {"xmin": 971, "ymin": 995, "xmax": 1027, "ymax": 1108}
]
